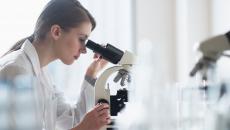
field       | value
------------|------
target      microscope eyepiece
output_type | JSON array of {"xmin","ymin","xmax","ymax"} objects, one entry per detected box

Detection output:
[
  {"xmin": 225, "ymin": 31, "xmax": 230, "ymax": 43},
  {"xmin": 86, "ymin": 40, "xmax": 124, "ymax": 64}
]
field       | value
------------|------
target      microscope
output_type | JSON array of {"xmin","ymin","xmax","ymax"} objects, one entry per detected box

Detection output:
[
  {"xmin": 86, "ymin": 40, "xmax": 135, "ymax": 130},
  {"xmin": 189, "ymin": 31, "xmax": 230, "ymax": 130},
  {"xmin": 190, "ymin": 31, "xmax": 230, "ymax": 90}
]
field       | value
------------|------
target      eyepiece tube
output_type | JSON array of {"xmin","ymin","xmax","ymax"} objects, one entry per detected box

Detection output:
[{"xmin": 86, "ymin": 40, "xmax": 124, "ymax": 64}]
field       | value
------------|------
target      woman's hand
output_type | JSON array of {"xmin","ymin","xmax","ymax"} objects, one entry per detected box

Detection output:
[
  {"xmin": 74, "ymin": 104, "xmax": 111, "ymax": 130},
  {"xmin": 86, "ymin": 53, "xmax": 108, "ymax": 79}
]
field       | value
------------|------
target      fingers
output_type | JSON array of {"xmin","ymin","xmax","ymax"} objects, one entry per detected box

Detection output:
[
  {"xmin": 94, "ymin": 103, "xmax": 111, "ymax": 124},
  {"xmin": 93, "ymin": 56, "xmax": 108, "ymax": 67},
  {"xmin": 91, "ymin": 44, "xmax": 107, "ymax": 62},
  {"xmin": 93, "ymin": 53, "xmax": 106, "ymax": 63},
  {"xmin": 93, "ymin": 53, "xmax": 101, "ymax": 59},
  {"xmin": 98, "ymin": 108, "xmax": 110, "ymax": 117},
  {"xmin": 80, "ymin": 103, "xmax": 111, "ymax": 130},
  {"xmin": 99, "ymin": 111, "xmax": 111, "ymax": 125},
  {"xmin": 95, "ymin": 103, "xmax": 109, "ymax": 112}
]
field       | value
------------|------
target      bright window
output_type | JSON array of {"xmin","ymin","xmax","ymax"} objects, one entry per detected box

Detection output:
[{"xmin": 0, "ymin": 1, "xmax": 49, "ymax": 56}]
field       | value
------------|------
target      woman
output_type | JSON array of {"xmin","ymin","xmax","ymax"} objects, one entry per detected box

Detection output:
[{"xmin": 0, "ymin": 0, "xmax": 110, "ymax": 130}]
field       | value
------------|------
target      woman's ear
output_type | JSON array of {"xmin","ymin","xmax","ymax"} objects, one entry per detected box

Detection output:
[{"xmin": 50, "ymin": 25, "xmax": 62, "ymax": 40}]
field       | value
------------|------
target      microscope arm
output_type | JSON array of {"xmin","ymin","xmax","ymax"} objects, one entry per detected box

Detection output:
[{"xmin": 95, "ymin": 65, "xmax": 131, "ymax": 105}]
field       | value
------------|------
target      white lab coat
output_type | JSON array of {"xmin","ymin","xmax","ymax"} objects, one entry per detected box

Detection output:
[{"xmin": 0, "ymin": 39, "xmax": 95, "ymax": 130}]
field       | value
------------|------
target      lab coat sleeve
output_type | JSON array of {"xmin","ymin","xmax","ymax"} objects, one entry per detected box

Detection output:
[
  {"xmin": 55, "ymin": 78, "xmax": 95, "ymax": 130},
  {"xmin": 73, "ymin": 78, "xmax": 95, "ymax": 123}
]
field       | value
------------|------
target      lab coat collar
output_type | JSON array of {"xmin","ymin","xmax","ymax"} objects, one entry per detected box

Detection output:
[{"xmin": 22, "ymin": 39, "xmax": 41, "ymax": 76}]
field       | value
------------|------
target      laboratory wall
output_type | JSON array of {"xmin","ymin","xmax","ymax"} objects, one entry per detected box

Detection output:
[{"xmin": 135, "ymin": 0, "xmax": 230, "ymax": 85}]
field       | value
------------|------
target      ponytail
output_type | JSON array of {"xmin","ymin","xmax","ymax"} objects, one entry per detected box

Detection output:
[{"xmin": 1, "ymin": 34, "xmax": 34, "ymax": 57}]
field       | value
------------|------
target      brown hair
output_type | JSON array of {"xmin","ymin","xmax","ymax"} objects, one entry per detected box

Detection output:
[{"xmin": 2, "ymin": 0, "xmax": 96, "ymax": 57}]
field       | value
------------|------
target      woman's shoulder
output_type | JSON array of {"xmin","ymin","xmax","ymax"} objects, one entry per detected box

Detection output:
[{"xmin": 0, "ymin": 50, "xmax": 33, "ymax": 77}]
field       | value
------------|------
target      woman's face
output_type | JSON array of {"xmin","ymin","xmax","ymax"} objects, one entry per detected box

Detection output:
[{"xmin": 54, "ymin": 22, "xmax": 92, "ymax": 65}]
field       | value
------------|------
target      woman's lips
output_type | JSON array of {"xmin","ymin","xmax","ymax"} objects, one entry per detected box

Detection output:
[{"xmin": 74, "ymin": 55, "xmax": 79, "ymax": 59}]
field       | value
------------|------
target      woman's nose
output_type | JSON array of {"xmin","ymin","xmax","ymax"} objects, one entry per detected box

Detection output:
[{"xmin": 81, "ymin": 46, "xmax": 87, "ymax": 54}]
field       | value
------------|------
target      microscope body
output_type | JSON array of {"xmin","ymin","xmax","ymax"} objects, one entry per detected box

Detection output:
[
  {"xmin": 95, "ymin": 51, "xmax": 134, "ymax": 130},
  {"xmin": 85, "ymin": 40, "xmax": 135, "ymax": 130}
]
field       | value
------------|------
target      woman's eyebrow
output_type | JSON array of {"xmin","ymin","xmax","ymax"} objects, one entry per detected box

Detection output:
[{"xmin": 78, "ymin": 34, "xmax": 89, "ymax": 39}]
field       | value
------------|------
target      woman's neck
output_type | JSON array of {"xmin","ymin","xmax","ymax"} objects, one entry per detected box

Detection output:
[{"xmin": 32, "ymin": 39, "xmax": 57, "ymax": 68}]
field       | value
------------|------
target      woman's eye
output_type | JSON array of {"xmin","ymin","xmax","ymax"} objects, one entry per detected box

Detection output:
[{"xmin": 79, "ymin": 39, "xmax": 86, "ymax": 44}]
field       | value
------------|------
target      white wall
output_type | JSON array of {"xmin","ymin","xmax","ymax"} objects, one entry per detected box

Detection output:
[
  {"xmin": 135, "ymin": 0, "xmax": 218, "ymax": 85},
  {"xmin": 212, "ymin": 0, "xmax": 230, "ymax": 34},
  {"xmin": 136, "ymin": 0, "xmax": 176, "ymax": 86},
  {"xmin": 0, "ymin": 1, "xmax": 48, "ymax": 56},
  {"xmin": 176, "ymin": 0, "xmax": 212, "ymax": 82}
]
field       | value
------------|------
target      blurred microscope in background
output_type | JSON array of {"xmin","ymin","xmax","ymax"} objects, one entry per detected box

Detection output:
[
  {"xmin": 116, "ymin": 31, "xmax": 230, "ymax": 130},
  {"xmin": 189, "ymin": 31, "xmax": 230, "ymax": 130},
  {"xmin": 190, "ymin": 31, "xmax": 230, "ymax": 94}
]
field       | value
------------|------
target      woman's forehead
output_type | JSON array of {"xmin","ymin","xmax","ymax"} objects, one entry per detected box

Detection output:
[{"xmin": 72, "ymin": 22, "xmax": 92, "ymax": 36}]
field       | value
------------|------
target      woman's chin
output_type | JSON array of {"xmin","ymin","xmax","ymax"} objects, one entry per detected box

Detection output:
[{"xmin": 62, "ymin": 59, "xmax": 75, "ymax": 65}]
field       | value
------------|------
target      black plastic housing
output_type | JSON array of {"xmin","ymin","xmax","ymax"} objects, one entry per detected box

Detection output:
[{"xmin": 86, "ymin": 40, "xmax": 124, "ymax": 64}]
